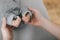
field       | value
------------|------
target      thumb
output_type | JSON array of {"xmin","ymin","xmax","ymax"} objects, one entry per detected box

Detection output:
[
  {"xmin": 28, "ymin": 7, "xmax": 40, "ymax": 16},
  {"xmin": 28, "ymin": 7, "xmax": 38, "ymax": 13},
  {"xmin": 2, "ymin": 17, "xmax": 6, "ymax": 28}
]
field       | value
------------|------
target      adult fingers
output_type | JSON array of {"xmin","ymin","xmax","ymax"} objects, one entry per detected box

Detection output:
[{"xmin": 2, "ymin": 17, "xmax": 6, "ymax": 28}]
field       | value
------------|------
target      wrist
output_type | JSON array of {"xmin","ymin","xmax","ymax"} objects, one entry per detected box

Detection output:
[
  {"xmin": 3, "ymin": 37, "xmax": 13, "ymax": 40},
  {"xmin": 3, "ymin": 34, "xmax": 13, "ymax": 40},
  {"xmin": 38, "ymin": 16, "xmax": 46, "ymax": 27},
  {"xmin": 39, "ymin": 16, "xmax": 50, "ymax": 28}
]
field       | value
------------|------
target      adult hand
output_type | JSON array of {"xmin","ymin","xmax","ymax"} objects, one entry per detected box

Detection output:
[
  {"xmin": 1, "ymin": 16, "xmax": 21, "ymax": 40},
  {"xmin": 22, "ymin": 7, "xmax": 43, "ymax": 26}
]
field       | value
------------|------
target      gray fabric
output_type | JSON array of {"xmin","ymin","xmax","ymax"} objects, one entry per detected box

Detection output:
[{"xmin": 0, "ymin": 0, "xmax": 57, "ymax": 40}]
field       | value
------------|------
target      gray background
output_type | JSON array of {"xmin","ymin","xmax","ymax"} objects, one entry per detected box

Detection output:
[{"xmin": 0, "ymin": 0, "xmax": 57, "ymax": 40}]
